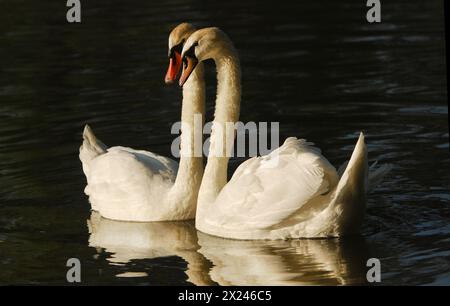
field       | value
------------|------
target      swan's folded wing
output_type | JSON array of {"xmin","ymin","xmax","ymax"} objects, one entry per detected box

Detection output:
[
  {"xmin": 86, "ymin": 147, "xmax": 178, "ymax": 213},
  {"xmin": 208, "ymin": 138, "xmax": 338, "ymax": 230},
  {"xmin": 106, "ymin": 146, "xmax": 178, "ymax": 176}
]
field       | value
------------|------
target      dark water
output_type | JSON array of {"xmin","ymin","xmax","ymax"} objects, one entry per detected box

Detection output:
[{"xmin": 0, "ymin": 0, "xmax": 448, "ymax": 285}]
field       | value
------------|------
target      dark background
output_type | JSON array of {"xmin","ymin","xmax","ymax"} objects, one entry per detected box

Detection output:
[{"xmin": 0, "ymin": 0, "xmax": 448, "ymax": 285}]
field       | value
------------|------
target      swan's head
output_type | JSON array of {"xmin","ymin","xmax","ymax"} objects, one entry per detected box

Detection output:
[
  {"xmin": 179, "ymin": 27, "xmax": 233, "ymax": 86},
  {"xmin": 165, "ymin": 23, "xmax": 196, "ymax": 85}
]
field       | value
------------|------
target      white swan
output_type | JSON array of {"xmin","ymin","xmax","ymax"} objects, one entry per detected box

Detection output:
[
  {"xmin": 179, "ymin": 27, "xmax": 392, "ymax": 239},
  {"xmin": 79, "ymin": 23, "xmax": 205, "ymax": 221}
]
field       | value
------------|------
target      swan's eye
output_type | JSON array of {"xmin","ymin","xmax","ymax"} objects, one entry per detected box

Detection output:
[
  {"xmin": 184, "ymin": 42, "xmax": 198, "ymax": 60},
  {"xmin": 173, "ymin": 40, "xmax": 184, "ymax": 53},
  {"xmin": 170, "ymin": 41, "xmax": 184, "ymax": 59}
]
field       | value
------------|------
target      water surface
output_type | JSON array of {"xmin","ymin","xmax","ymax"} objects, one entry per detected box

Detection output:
[{"xmin": 0, "ymin": 0, "xmax": 448, "ymax": 285}]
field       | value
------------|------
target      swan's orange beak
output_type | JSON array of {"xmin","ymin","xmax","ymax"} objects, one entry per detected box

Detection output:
[
  {"xmin": 165, "ymin": 51, "xmax": 182, "ymax": 85},
  {"xmin": 179, "ymin": 56, "xmax": 198, "ymax": 87}
]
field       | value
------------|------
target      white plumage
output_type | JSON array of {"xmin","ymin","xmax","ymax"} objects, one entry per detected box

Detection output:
[
  {"xmin": 197, "ymin": 133, "xmax": 389, "ymax": 239},
  {"xmin": 180, "ymin": 28, "xmax": 391, "ymax": 239},
  {"xmin": 79, "ymin": 23, "xmax": 205, "ymax": 222},
  {"xmin": 80, "ymin": 127, "xmax": 180, "ymax": 221}
]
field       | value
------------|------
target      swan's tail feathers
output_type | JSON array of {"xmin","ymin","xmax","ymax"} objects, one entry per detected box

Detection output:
[
  {"xmin": 368, "ymin": 162, "xmax": 392, "ymax": 192},
  {"xmin": 330, "ymin": 132, "xmax": 368, "ymax": 235},
  {"xmin": 83, "ymin": 125, "xmax": 108, "ymax": 154},
  {"xmin": 79, "ymin": 124, "xmax": 107, "ymax": 177},
  {"xmin": 337, "ymin": 160, "xmax": 349, "ymax": 178}
]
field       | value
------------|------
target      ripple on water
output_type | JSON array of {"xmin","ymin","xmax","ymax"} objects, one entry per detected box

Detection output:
[{"xmin": 0, "ymin": 0, "xmax": 448, "ymax": 285}]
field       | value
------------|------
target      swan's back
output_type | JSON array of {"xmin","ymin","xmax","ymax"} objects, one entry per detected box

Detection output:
[
  {"xmin": 85, "ymin": 146, "xmax": 178, "ymax": 221},
  {"xmin": 198, "ymin": 138, "xmax": 339, "ymax": 239}
]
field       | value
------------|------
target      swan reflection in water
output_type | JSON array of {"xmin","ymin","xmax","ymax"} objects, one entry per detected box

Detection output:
[
  {"xmin": 87, "ymin": 212, "xmax": 214, "ymax": 285},
  {"xmin": 88, "ymin": 212, "xmax": 369, "ymax": 285}
]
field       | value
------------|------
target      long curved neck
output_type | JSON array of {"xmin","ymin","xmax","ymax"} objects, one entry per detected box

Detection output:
[
  {"xmin": 171, "ymin": 63, "xmax": 205, "ymax": 204},
  {"xmin": 197, "ymin": 47, "xmax": 241, "ymax": 220}
]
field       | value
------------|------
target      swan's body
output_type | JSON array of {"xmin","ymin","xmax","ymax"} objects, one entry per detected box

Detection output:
[
  {"xmin": 179, "ymin": 28, "xmax": 391, "ymax": 239},
  {"xmin": 199, "ymin": 134, "xmax": 380, "ymax": 239},
  {"xmin": 79, "ymin": 23, "xmax": 205, "ymax": 221}
]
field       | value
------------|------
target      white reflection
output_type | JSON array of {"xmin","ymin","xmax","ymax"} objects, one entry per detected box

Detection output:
[
  {"xmin": 88, "ymin": 212, "xmax": 368, "ymax": 285},
  {"xmin": 87, "ymin": 212, "xmax": 214, "ymax": 285},
  {"xmin": 197, "ymin": 233, "xmax": 368, "ymax": 285}
]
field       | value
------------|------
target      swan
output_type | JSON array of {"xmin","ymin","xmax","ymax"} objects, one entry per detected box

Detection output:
[
  {"xmin": 79, "ymin": 23, "xmax": 205, "ymax": 221},
  {"xmin": 179, "ymin": 27, "xmax": 392, "ymax": 239}
]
